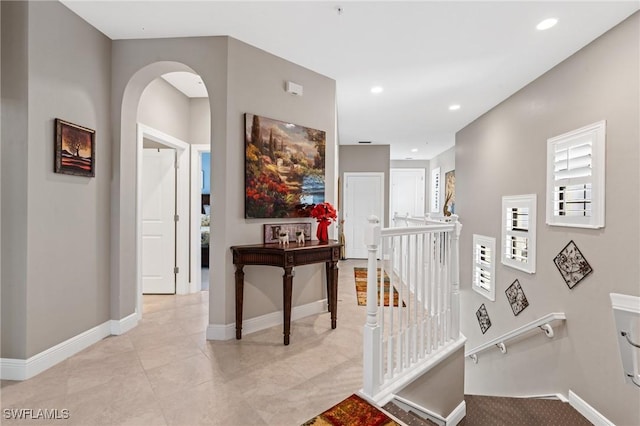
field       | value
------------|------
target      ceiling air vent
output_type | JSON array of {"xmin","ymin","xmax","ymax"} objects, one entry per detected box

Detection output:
[{"xmin": 358, "ymin": 141, "xmax": 372, "ymax": 144}]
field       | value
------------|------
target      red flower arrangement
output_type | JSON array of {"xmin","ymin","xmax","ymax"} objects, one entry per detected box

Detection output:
[{"xmin": 310, "ymin": 202, "xmax": 337, "ymax": 242}]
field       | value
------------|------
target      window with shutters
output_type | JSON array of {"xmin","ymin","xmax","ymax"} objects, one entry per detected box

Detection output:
[
  {"xmin": 546, "ymin": 121, "xmax": 605, "ymax": 229},
  {"xmin": 472, "ymin": 234, "xmax": 496, "ymax": 301},
  {"xmin": 431, "ymin": 167, "xmax": 441, "ymax": 213},
  {"xmin": 502, "ymin": 194, "xmax": 536, "ymax": 274}
]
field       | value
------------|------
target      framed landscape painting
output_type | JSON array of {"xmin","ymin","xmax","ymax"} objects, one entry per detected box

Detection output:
[
  {"xmin": 55, "ymin": 118, "xmax": 95, "ymax": 177},
  {"xmin": 245, "ymin": 113, "xmax": 326, "ymax": 218}
]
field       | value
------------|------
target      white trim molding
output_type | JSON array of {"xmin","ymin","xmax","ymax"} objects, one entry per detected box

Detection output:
[
  {"xmin": 568, "ymin": 391, "xmax": 614, "ymax": 426},
  {"xmin": 1, "ymin": 313, "xmax": 140, "ymax": 381},
  {"xmin": 1, "ymin": 322, "xmax": 111, "ymax": 381},
  {"xmin": 546, "ymin": 120, "xmax": 606, "ymax": 229},
  {"xmin": 610, "ymin": 293, "xmax": 640, "ymax": 314},
  {"xmin": 392, "ymin": 397, "xmax": 466, "ymax": 426},
  {"xmin": 206, "ymin": 299, "xmax": 328, "ymax": 341},
  {"xmin": 110, "ymin": 312, "xmax": 140, "ymax": 335}
]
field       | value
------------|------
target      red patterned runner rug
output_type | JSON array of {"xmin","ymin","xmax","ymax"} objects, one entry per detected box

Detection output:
[
  {"xmin": 354, "ymin": 267, "xmax": 404, "ymax": 307},
  {"xmin": 302, "ymin": 394, "xmax": 401, "ymax": 426}
]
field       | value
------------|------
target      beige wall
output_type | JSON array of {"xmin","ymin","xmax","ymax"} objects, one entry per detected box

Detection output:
[
  {"xmin": 1, "ymin": 1, "xmax": 29, "ymax": 359},
  {"xmin": 1, "ymin": 1, "xmax": 112, "ymax": 358},
  {"xmin": 224, "ymin": 37, "xmax": 337, "ymax": 319},
  {"xmin": 138, "ymin": 78, "xmax": 191, "ymax": 142},
  {"xmin": 397, "ymin": 347, "xmax": 465, "ymax": 418},
  {"xmin": 112, "ymin": 36, "xmax": 336, "ymax": 328},
  {"xmin": 457, "ymin": 12, "xmax": 639, "ymax": 425},
  {"xmin": 189, "ymin": 98, "xmax": 211, "ymax": 146}
]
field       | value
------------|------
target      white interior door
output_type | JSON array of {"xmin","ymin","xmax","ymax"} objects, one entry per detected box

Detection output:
[
  {"xmin": 390, "ymin": 168, "xmax": 425, "ymax": 220},
  {"xmin": 142, "ymin": 148, "xmax": 176, "ymax": 294},
  {"xmin": 344, "ymin": 172, "xmax": 384, "ymax": 259}
]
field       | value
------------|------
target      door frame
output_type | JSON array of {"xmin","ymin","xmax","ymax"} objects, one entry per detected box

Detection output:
[
  {"xmin": 390, "ymin": 168, "xmax": 425, "ymax": 221},
  {"xmin": 136, "ymin": 123, "xmax": 190, "ymax": 318},
  {"xmin": 190, "ymin": 144, "xmax": 210, "ymax": 293},
  {"xmin": 343, "ymin": 172, "xmax": 385, "ymax": 259}
]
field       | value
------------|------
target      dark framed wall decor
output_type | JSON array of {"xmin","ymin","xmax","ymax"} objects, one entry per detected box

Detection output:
[
  {"xmin": 476, "ymin": 303, "xmax": 492, "ymax": 334},
  {"xmin": 553, "ymin": 240, "xmax": 593, "ymax": 289},
  {"xmin": 54, "ymin": 118, "xmax": 96, "ymax": 177},
  {"xmin": 505, "ymin": 279, "xmax": 529, "ymax": 316}
]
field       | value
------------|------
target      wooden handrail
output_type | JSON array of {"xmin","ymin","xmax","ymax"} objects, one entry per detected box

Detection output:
[{"xmin": 465, "ymin": 312, "xmax": 566, "ymax": 363}]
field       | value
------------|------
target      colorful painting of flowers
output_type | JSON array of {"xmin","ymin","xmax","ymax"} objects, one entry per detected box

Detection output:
[
  {"xmin": 245, "ymin": 113, "xmax": 326, "ymax": 218},
  {"xmin": 553, "ymin": 240, "xmax": 593, "ymax": 289}
]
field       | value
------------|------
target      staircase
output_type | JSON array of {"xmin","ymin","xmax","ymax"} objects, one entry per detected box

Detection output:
[{"xmin": 383, "ymin": 395, "xmax": 593, "ymax": 426}]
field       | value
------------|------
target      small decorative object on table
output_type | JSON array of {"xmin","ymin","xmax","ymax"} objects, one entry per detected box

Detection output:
[
  {"xmin": 310, "ymin": 202, "xmax": 337, "ymax": 242},
  {"xmin": 278, "ymin": 230, "xmax": 290, "ymax": 246},
  {"xmin": 296, "ymin": 230, "xmax": 305, "ymax": 244}
]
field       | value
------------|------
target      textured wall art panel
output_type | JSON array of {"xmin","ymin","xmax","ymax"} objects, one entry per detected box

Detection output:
[{"xmin": 553, "ymin": 240, "xmax": 593, "ymax": 289}]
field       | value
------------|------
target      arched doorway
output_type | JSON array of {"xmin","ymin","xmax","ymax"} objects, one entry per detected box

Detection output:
[{"xmin": 116, "ymin": 61, "xmax": 213, "ymax": 323}]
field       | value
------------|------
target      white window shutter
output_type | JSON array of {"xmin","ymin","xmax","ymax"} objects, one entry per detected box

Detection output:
[{"xmin": 546, "ymin": 121, "xmax": 605, "ymax": 228}]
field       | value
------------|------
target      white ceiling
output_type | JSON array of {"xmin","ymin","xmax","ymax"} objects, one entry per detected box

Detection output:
[{"xmin": 61, "ymin": 1, "xmax": 638, "ymax": 160}]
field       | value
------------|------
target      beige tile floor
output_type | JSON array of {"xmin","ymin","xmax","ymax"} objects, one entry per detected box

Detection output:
[{"xmin": 1, "ymin": 260, "xmax": 369, "ymax": 426}]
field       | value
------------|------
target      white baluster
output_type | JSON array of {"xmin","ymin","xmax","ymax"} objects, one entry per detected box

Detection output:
[
  {"xmin": 449, "ymin": 215, "xmax": 462, "ymax": 340},
  {"xmin": 363, "ymin": 215, "xmax": 381, "ymax": 398}
]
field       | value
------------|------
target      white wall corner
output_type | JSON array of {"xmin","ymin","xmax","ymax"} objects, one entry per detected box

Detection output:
[
  {"xmin": 206, "ymin": 299, "xmax": 328, "ymax": 341},
  {"xmin": 110, "ymin": 312, "xmax": 139, "ymax": 335},
  {"xmin": 447, "ymin": 401, "xmax": 466, "ymax": 426},
  {"xmin": 568, "ymin": 390, "xmax": 614, "ymax": 426}
]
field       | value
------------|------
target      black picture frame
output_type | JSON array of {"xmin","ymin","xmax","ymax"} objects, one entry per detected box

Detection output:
[{"xmin": 54, "ymin": 118, "xmax": 95, "ymax": 177}]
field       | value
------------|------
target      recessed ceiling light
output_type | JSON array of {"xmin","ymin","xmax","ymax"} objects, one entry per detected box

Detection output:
[
  {"xmin": 536, "ymin": 18, "xmax": 558, "ymax": 31},
  {"xmin": 371, "ymin": 86, "xmax": 384, "ymax": 94},
  {"xmin": 411, "ymin": 148, "xmax": 419, "ymax": 153},
  {"xmin": 449, "ymin": 104, "xmax": 461, "ymax": 111}
]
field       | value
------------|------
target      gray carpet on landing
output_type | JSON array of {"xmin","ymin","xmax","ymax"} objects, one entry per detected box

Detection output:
[{"xmin": 384, "ymin": 395, "xmax": 593, "ymax": 426}]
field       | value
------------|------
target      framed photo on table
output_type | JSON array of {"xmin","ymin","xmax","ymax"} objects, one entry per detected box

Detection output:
[{"xmin": 264, "ymin": 223, "xmax": 312, "ymax": 243}]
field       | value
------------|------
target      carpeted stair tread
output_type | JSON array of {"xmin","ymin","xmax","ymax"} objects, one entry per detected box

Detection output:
[
  {"xmin": 384, "ymin": 395, "xmax": 593, "ymax": 426},
  {"xmin": 461, "ymin": 395, "xmax": 593, "ymax": 426}
]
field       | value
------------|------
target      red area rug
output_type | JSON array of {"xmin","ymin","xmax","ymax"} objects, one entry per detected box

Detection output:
[
  {"xmin": 354, "ymin": 267, "xmax": 403, "ymax": 307},
  {"xmin": 302, "ymin": 394, "xmax": 400, "ymax": 426}
]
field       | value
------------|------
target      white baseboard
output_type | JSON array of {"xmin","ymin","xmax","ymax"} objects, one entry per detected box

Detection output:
[
  {"xmin": 525, "ymin": 393, "xmax": 568, "ymax": 403},
  {"xmin": 569, "ymin": 390, "xmax": 614, "ymax": 426},
  {"xmin": 1, "ymin": 321, "xmax": 111, "ymax": 381},
  {"xmin": 393, "ymin": 396, "xmax": 466, "ymax": 426},
  {"xmin": 447, "ymin": 401, "xmax": 466, "ymax": 426},
  {"xmin": 206, "ymin": 299, "xmax": 328, "ymax": 341},
  {"xmin": 1, "ymin": 312, "xmax": 140, "ymax": 381},
  {"xmin": 110, "ymin": 312, "xmax": 139, "ymax": 335}
]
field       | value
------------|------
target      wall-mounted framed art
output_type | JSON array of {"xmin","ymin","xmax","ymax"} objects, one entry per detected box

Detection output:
[
  {"xmin": 245, "ymin": 113, "xmax": 325, "ymax": 218},
  {"xmin": 554, "ymin": 240, "xmax": 593, "ymax": 289},
  {"xmin": 54, "ymin": 118, "xmax": 95, "ymax": 177}
]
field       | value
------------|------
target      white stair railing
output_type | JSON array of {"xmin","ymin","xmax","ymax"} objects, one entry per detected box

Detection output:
[{"xmin": 362, "ymin": 214, "xmax": 463, "ymax": 403}]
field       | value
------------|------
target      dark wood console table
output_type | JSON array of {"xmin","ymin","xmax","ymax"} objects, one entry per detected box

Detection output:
[{"xmin": 230, "ymin": 240, "xmax": 342, "ymax": 345}]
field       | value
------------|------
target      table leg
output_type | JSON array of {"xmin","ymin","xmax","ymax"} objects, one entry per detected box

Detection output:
[
  {"xmin": 328, "ymin": 261, "xmax": 339, "ymax": 329},
  {"xmin": 283, "ymin": 267, "xmax": 294, "ymax": 345},
  {"xmin": 235, "ymin": 264, "xmax": 245, "ymax": 340},
  {"xmin": 325, "ymin": 262, "xmax": 332, "ymax": 313}
]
